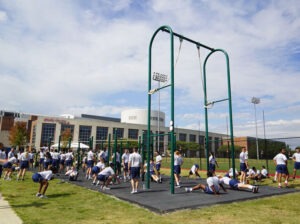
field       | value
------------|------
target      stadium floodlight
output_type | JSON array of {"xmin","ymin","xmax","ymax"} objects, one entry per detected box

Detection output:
[{"xmin": 251, "ymin": 97, "xmax": 260, "ymax": 160}]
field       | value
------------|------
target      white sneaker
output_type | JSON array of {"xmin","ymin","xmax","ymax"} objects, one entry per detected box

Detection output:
[
  {"xmin": 130, "ymin": 190, "xmax": 135, "ymax": 194},
  {"xmin": 39, "ymin": 195, "xmax": 48, "ymax": 199},
  {"xmin": 175, "ymin": 185, "xmax": 181, "ymax": 188},
  {"xmin": 185, "ymin": 187, "xmax": 191, "ymax": 193},
  {"xmin": 103, "ymin": 186, "xmax": 110, "ymax": 190},
  {"xmin": 36, "ymin": 193, "xmax": 42, "ymax": 197}
]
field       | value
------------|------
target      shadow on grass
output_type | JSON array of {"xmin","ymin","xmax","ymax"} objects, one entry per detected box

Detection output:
[
  {"xmin": 10, "ymin": 201, "xmax": 47, "ymax": 209},
  {"xmin": 48, "ymin": 193, "xmax": 73, "ymax": 198}
]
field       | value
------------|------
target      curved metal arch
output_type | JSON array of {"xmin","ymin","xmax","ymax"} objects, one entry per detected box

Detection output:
[
  {"xmin": 148, "ymin": 25, "xmax": 176, "ymax": 193},
  {"xmin": 203, "ymin": 49, "xmax": 236, "ymax": 178}
]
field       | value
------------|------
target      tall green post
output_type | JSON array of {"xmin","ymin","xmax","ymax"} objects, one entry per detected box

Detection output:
[
  {"xmin": 107, "ymin": 133, "xmax": 111, "ymax": 166},
  {"xmin": 77, "ymin": 142, "xmax": 80, "ymax": 171},
  {"xmin": 113, "ymin": 129, "xmax": 117, "ymax": 172},
  {"xmin": 58, "ymin": 135, "xmax": 61, "ymax": 152}
]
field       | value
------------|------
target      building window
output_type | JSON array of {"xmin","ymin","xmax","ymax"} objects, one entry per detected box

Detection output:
[
  {"xmin": 113, "ymin": 128, "xmax": 124, "ymax": 139},
  {"xmin": 61, "ymin": 124, "xmax": 74, "ymax": 136},
  {"xmin": 96, "ymin": 126, "xmax": 108, "ymax": 141},
  {"xmin": 128, "ymin": 129, "xmax": 139, "ymax": 139},
  {"xmin": 41, "ymin": 123, "xmax": 56, "ymax": 147},
  {"xmin": 189, "ymin": 134, "xmax": 196, "ymax": 142},
  {"xmin": 31, "ymin": 125, "xmax": 36, "ymax": 145},
  {"xmin": 179, "ymin": 133, "xmax": 187, "ymax": 142},
  {"xmin": 79, "ymin": 125, "xmax": 92, "ymax": 145},
  {"xmin": 199, "ymin": 135, "xmax": 204, "ymax": 145}
]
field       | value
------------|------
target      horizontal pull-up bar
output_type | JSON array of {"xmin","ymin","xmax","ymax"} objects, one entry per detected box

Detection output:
[{"xmin": 162, "ymin": 28, "xmax": 214, "ymax": 51}]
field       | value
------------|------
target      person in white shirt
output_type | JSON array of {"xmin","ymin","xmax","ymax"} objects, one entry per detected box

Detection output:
[
  {"xmin": 91, "ymin": 158, "xmax": 106, "ymax": 185},
  {"xmin": 273, "ymin": 148, "xmax": 289, "ymax": 188},
  {"xmin": 59, "ymin": 151, "xmax": 66, "ymax": 173},
  {"xmin": 39, "ymin": 149, "xmax": 45, "ymax": 171},
  {"xmin": 128, "ymin": 147, "xmax": 142, "ymax": 194},
  {"xmin": 32, "ymin": 166, "xmax": 57, "ymax": 198},
  {"xmin": 219, "ymin": 174, "xmax": 259, "ymax": 193},
  {"xmin": 2, "ymin": 156, "xmax": 18, "ymax": 180},
  {"xmin": 155, "ymin": 151, "xmax": 162, "ymax": 182},
  {"xmin": 97, "ymin": 163, "xmax": 120, "ymax": 190},
  {"xmin": 185, "ymin": 171, "xmax": 226, "ymax": 195},
  {"xmin": 292, "ymin": 148, "xmax": 300, "ymax": 179},
  {"xmin": 209, "ymin": 152, "xmax": 219, "ymax": 174},
  {"xmin": 86, "ymin": 149, "xmax": 95, "ymax": 180},
  {"xmin": 17, "ymin": 148, "xmax": 30, "ymax": 181},
  {"xmin": 122, "ymin": 149, "xmax": 130, "ymax": 182},
  {"xmin": 65, "ymin": 166, "xmax": 79, "ymax": 181},
  {"xmin": 174, "ymin": 150, "xmax": 183, "ymax": 188},
  {"xmin": 261, "ymin": 165, "xmax": 269, "ymax": 178},
  {"xmin": 8, "ymin": 148, "xmax": 15, "ymax": 159},
  {"xmin": 188, "ymin": 164, "xmax": 201, "ymax": 179},
  {"xmin": 239, "ymin": 147, "xmax": 249, "ymax": 184},
  {"xmin": 65, "ymin": 149, "xmax": 74, "ymax": 171}
]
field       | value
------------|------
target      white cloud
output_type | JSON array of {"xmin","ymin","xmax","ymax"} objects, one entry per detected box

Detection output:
[{"xmin": 0, "ymin": 0, "xmax": 299, "ymax": 140}]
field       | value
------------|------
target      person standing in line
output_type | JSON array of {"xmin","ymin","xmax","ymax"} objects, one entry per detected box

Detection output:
[
  {"xmin": 59, "ymin": 150, "xmax": 66, "ymax": 173},
  {"xmin": 239, "ymin": 147, "xmax": 249, "ymax": 184},
  {"xmin": 128, "ymin": 147, "xmax": 142, "ymax": 194},
  {"xmin": 209, "ymin": 152, "xmax": 219, "ymax": 174},
  {"xmin": 86, "ymin": 149, "xmax": 95, "ymax": 180},
  {"xmin": 65, "ymin": 149, "xmax": 74, "ymax": 171},
  {"xmin": 292, "ymin": 147, "xmax": 300, "ymax": 179},
  {"xmin": 174, "ymin": 150, "xmax": 184, "ymax": 188},
  {"xmin": 8, "ymin": 148, "xmax": 15, "ymax": 159},
  {"xmin": 155, "ymin": 151, "xmax": 162, "ymax": 182},
  {"xmin": 17, "ymin": 148, "xmax": 29, "ymax": 181},
  {"xmin": 273, "ymin": 148, "xmax": 289, "ymax": 188},
  {"xmin": 38, "ymin": 148, "xmax": 45, "ymax": 171},
  {"xmin": 121, "ymin": 148, "xmax": 130, "ymax": 182}
]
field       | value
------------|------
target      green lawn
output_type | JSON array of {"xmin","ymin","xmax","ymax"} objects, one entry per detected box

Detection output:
[{"xmin": 1, "ymin": 168, "xmax": 300, "ymax": 224}]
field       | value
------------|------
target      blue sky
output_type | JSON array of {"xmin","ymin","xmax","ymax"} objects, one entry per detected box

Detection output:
[{"xmin": 0, "ymin": 0, "xmax": 299, "ymax": 148}]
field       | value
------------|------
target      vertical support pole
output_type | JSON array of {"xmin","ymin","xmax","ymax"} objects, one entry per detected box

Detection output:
[
  {"xmin": 107, "ymin": 133, "xmax": 111, "ymax": 166},
  {"xmin": 58, "ymin": 135, "xmax": 61, "ymax": 153},
  {"xmin": 77, "ymin": 142, "xmax": 80, "ymax": 171}
]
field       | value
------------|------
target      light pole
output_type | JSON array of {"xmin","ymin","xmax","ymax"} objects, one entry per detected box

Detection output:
[
  {"xmin": 152, "ymin": 72, "xmax": 168, "ymax": 153},
  {"xmin": 251, "ymin": 97, "xmax": 260, "ymax": 160}
]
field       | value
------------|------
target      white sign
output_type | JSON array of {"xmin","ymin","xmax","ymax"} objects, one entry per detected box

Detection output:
[{"xmin": 153, "ymin": 72, "xmax": 168, "ymax": 82}]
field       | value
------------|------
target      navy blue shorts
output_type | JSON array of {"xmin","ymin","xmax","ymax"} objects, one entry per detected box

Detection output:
[
  {"xmin": 65, "ymin": 160, "xmax": 73, "ymax": 167},
  {"xmin": 156, "ymin": 163, "xmax": 161, "ymax": 171},
  {"xmin": 3, "ymin": 162, "xmax": 12, "ymax": 169},
  {"xmin": 97, "ymin": 174, "xmax": 108, "ymax": 182},
  {"xmin": 209, "ymin": 164, "xmax": 216, "ymax": 172},
  {"xmin": 87, "ymin": 160, "xmax": 94, "ymax": 168},
  {"xmin": 39, "ymin": 158, "xmax": 44, "ymax": 164},
  {"xmin": 123, "ymin": 163, "xmax": 128, "ymax": 172},
  {"xmin": 130, "ymin": 167, "xmax": 140, "ymax": 179},
  {"xmin": 174, "ymin": 165, "xmax": 181, "ymax": 175},
  {"xmin": 240, "ymin": 163, "xmax": 247, "ymax": 172},
  {"xmin": 32, "ymin": 173, "xmax": 44, "ymax": 182},
  {"xmin": 92, "ymin": 166, "xmax": 100, "ymax": 175},
  {"xmin": 276, "ymin": 164, "xmax": 288, "ymax": 174},
  {"xmin": 20, "ymin": 161, "xmax": 29, "ymax": 169},
  {"xmin": 204, "ymin": 186, "xmax": 214, "ymax": 194},
  {"xmin": 294, "ymin": 162, "xmax": 300, "ymax": 170},
  {"xmin": 60, "ymin": 159, "xmax": 65, "ymax": 165},
  {"xmin": 229, "ymin": 179, "xmax": 239, "ymax": 190}
]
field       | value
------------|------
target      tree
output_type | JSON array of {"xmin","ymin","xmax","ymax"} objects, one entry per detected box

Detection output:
[
  {"xmin": 60, "ymin": 128, "xmax": 73, "ymax": 149},
  {"xmin": 9, "ymin": 121, "xmax": 28, "ymax": 148}
]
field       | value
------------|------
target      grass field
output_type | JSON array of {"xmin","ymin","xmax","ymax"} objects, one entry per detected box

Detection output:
[{"xmin": 1, "ymin": 163, "xmax": 300, "ymax": 224}]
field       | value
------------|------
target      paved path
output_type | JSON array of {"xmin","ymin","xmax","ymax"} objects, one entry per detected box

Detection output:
[{"xmin": 0, "ymin": 193, "xmax": 22, "ymax": 224}]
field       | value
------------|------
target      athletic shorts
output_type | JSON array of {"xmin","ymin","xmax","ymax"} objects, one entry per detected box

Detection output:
[
  {"xmin": 123, "ymin": 163, "xmax": 128, "ymax": 172},
  {"xmin": 97, "ymin": 174, "xmax": 108, "ymax": 182},
  {"xmin": 240, "ymin": 163, "xmax": 247, "ymax": 172},
  {"xmin": 229, "ymin": 179, "xmax": 239, "ymax": 190},
  {"xmin": 174, "ymin": 165, "xmax": 181, "ymax": 175},
  {"xmin": 294, "ymin": 162, "xmax": 300, "ymax": 170},
  {"xmin": 60, "ymin": 159, "xmax": 65, "ymax": 165},
  {"xmin": 209, "ymin": 164, "xmax": 216, "ymax": 172},
  {"xmin": 276, "ymin": 164, "xmax": 288, "ymax": 174},
  {"xmin": 39, "ymin": 158, "xmax": 44, "ymax": 164},
  {"xmin": 65, "ymin": 160, "xmax": 73, "ymax": 167},
  {"xmin": 130, "ymin": 167, "xmax": 140, "ymax": 179},
  {"xmin": 20, "ymin": 161, "xmax": 29, "ymax": 169},
  {"xmin": 156, "ymin": 163, "xmax": 161, "ymax": 171},
  {"xmin": 91, "ymin": 166, "xmax": 100, "ymax": 175},
  {"xmin": 204, "ymin": 186, "xmax": 214, "ymax": 194},
  {"xmin": 3, "ymin": 162, "xmax": 13, "ymax": 169},
  {"xmin": 87, "ymin": 160, "xmax": 94, "ymax": 168}
]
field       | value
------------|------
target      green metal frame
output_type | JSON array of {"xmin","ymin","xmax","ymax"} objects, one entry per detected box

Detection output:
[
  {"xmin": 203, "ymin": 49, "xmax": 236, "ymax": 178},
  {"xmin": 148, "ymin": 25, "xmax": 236, "ymax": 193}
]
